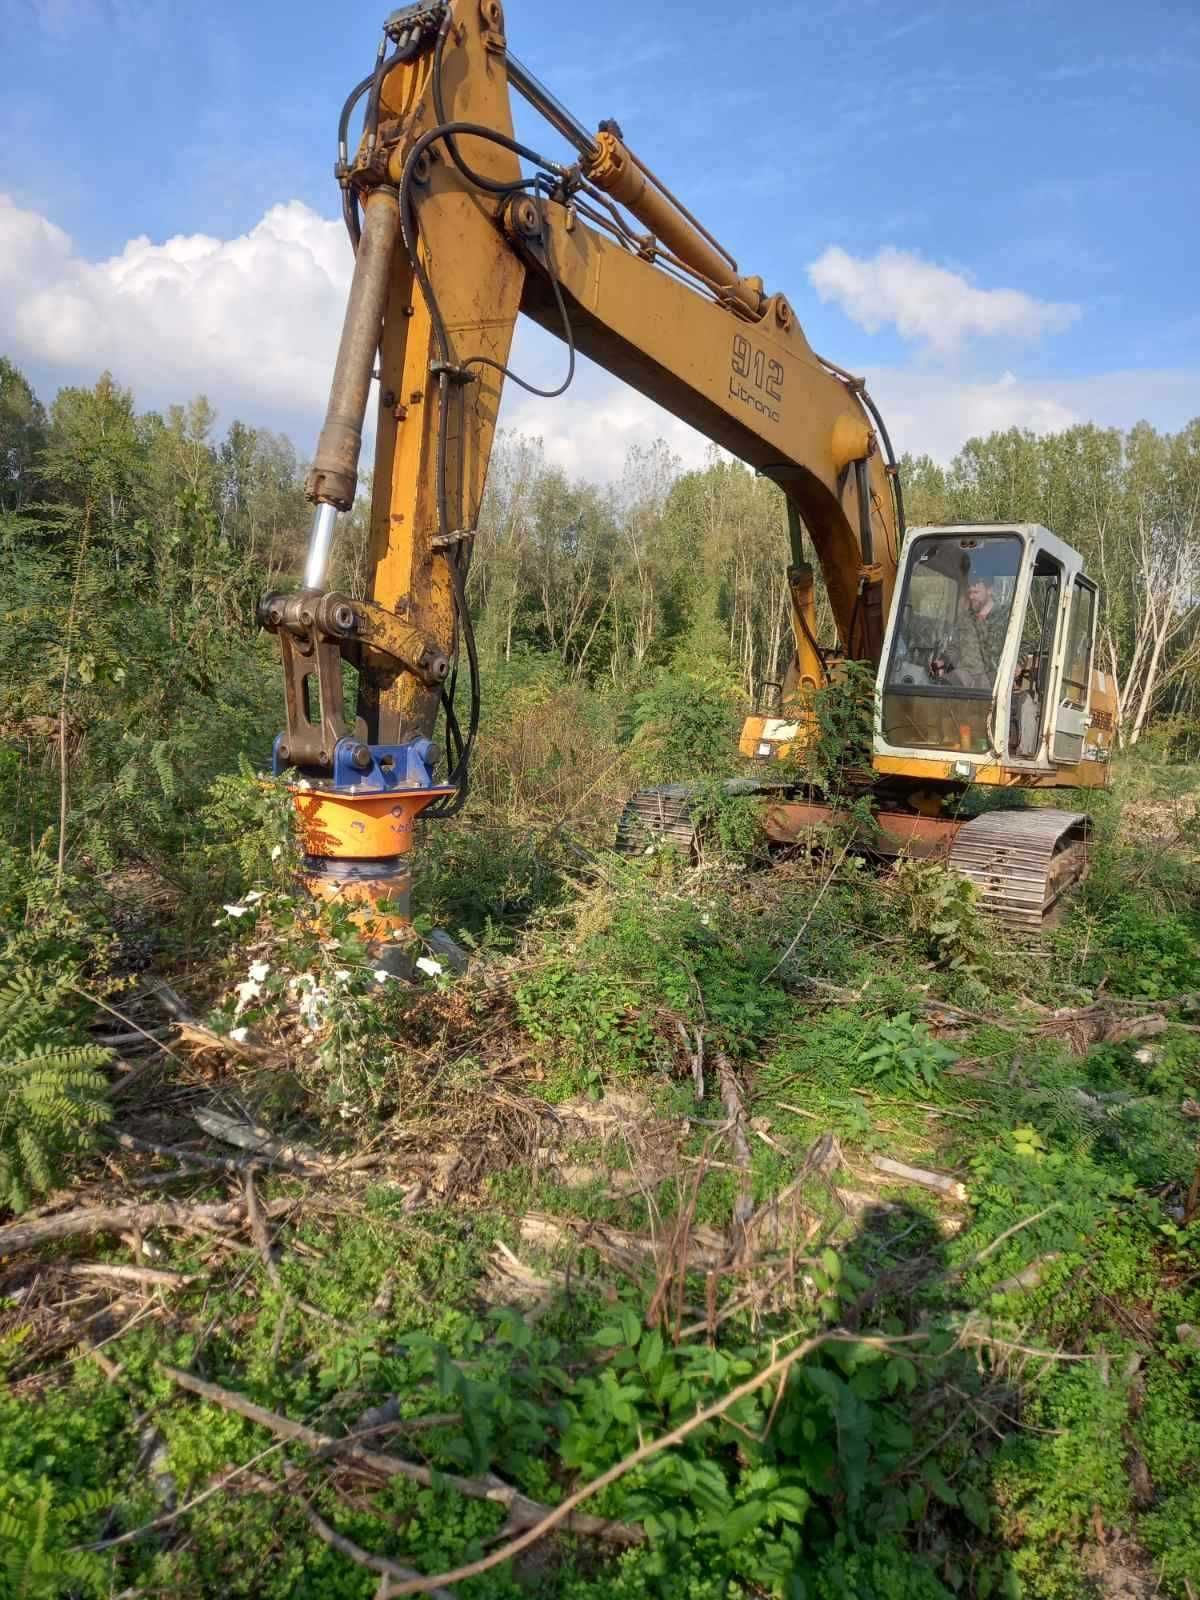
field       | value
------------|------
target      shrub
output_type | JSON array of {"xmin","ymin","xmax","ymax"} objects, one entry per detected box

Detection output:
[
  {"xmin": 626, "ymin": 668, "xmax": 740, "ymax": 784},
  {"xmin": 0, "ymin": 968, "xmax": 111, "ymax": 1211}
]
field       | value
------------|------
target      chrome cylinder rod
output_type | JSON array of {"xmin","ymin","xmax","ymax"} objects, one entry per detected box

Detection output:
[
  {"xmin": 304, "ymin": 502, "xmax": 339, "ymax": 590},
  {"xmin": 506, "ymin": 53, "xmax": 598, "ymax": 160}
]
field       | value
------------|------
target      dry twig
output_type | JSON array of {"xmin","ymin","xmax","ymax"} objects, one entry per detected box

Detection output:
[
  {"xmin": 244, "ymin": 1169, "xmax": 281, "ymax": 1286},
  {"xmin": 238, "ymin": 1472, "xmax": 455, "ymax": 1600},
  {"xmin": 59, "ymin": 1262, "xmax": 200, "ymax": 1291},
  {"xmin": 381, "ymin": 1328, "xmax": 915, "ymax": 1596},
  {"xmin": 161, "ymin": 1367, "xmax": 642, "ymax": 1548}
]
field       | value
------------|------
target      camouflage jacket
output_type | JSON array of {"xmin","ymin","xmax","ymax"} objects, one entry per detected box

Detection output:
[{"xmin": 952, "ymin": 604, "xmax": 1009, "ymax": 687}]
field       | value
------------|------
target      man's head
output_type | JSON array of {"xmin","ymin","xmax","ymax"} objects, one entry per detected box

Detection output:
[{"xmin": 966, "ymin": 578, "xmax": 994, "ymax": 616}]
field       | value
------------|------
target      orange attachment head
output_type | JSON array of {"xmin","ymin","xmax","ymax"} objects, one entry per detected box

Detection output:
[{"xmin": 290, "ymin": 785, "xmax": 456, "ymax": 861}]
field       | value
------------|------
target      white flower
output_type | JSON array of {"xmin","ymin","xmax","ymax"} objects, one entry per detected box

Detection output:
[
  {"xmin": 223, "ymin": 903, "xmax": 250, "ymax": 918},
  {"xmin": 247, "ymin": 960, "xmax": 271, "ymax": 983},
  {"xmin": 415, "ymin": 956, "xmax": 444, "ymax": 978},
  {"xmin": 373, "ymin": 969, "xmax": 393, "ymax": 985},
  {"xmin": 244, "ymin": 890, "xmax": 265, "ymax": 904},
  {"xmin": 332, "ymin": 968, "xmax": 352, "ymax": 985},
  {"xmin": 229, "ymin": 1026, "xmax": 250, "ymax": 1044},
  {"xmin": 298, "ymin": 984, "xmax": 331, "ymax": 1029},
  {"xmin": 233, "ymin": 978, "xmax": 262, "ymax": 1015},
  {"xmin": 270, "ymin": 844, "xmax": 283, "ymax": 861}
]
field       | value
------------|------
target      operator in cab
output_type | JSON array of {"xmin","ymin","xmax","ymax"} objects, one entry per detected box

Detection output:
[{"xmin": 931, "ymin": 577, "xmax": 1011, "ymax": 690}]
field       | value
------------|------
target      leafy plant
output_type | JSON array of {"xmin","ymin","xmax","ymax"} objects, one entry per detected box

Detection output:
[
  {"xmin": 0, "ymin": 1479, "xmax": 112, "ymax": 1599},
  {"xmin": 809, "ymin": 659, "xmax": 875, "ymax": 788},
  {"xmin": 855, "ymin": 1011, "xmax": 957, "ymax": 1094},
  {"xmin": 686, "ymin": 779, "xmax": 765, "ymax": 863},
  {"xmin": 626, "ymin": 667, "xmax": 739, "ymax": 784},
  {"xmin": 0, "ymin": 967, "xmax": 110, "ymax": 1211},
  {"xmin": 1086, "ymin": 899, "xmax": 1200, "ymax": 997},
  {"xmin": 892, "ymin": 857, "xmax": 988, "ymax": 973}
]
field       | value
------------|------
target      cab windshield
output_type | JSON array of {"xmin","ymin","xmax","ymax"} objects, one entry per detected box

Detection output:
[{"xmin": 882, "ymin": 534, "xmax": 1023, "ymax": 753}]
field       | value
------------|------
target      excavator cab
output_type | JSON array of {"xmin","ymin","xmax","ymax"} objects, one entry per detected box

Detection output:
[{"xmin": 874, "ymin": 524, "xmax": 1114, "ymax": 785}]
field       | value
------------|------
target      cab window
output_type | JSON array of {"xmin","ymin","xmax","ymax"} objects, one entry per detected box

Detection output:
[
  {"xmin": 882, "ymin": 534, "xmax": 1022, "ymax": 753},
  {"xmin": 1061, "ymin": 580, "xmax": 1095, "ymax": 709}
]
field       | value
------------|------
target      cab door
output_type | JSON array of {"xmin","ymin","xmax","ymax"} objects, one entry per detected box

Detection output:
[{"xmin": 1052, "ymin": 577, "xmax": 1097, "ymax": 764}]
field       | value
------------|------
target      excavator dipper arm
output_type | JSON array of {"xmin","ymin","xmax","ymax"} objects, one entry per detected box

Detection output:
[{"xmin": 260, "ymin": 0, "xmax": 903, "ymax": 937}]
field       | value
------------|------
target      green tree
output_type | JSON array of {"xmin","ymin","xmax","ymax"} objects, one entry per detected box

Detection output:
[{"xmin": 0, "ymin": 357, "xmax": 47, "ymax": 514}]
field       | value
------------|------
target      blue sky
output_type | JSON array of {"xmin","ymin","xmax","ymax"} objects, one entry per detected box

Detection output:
[{"xmin": 2, "ymin": 0, "xmax": 1197, "ymax": 473}]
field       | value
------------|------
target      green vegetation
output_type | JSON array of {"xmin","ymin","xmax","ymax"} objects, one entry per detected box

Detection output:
[{"xmin": 1, "ymin": 357, "xmax": 1199, "ymax": 1596}]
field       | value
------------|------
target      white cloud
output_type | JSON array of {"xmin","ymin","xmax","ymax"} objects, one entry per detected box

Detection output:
[
  {"xmin": 501, "ymin": 330, "xmax": 716, "ymax": 480},
  {"xmin": 506, "ymin": 361, "xmax": 1200, "ymax": 477},
  {"xmin": 871, "ymin": 367, "xmax": 1200, "ymax": 463},
  {"xmin": 0, "ymin": 195, "xmax": 1193, "ymax": 487},
  {"xmin": 808, "ymin": 246, "xmax": 1080, "ymax": 354},
  {"xmin": 0, "ymin": 192, "xmax": 349, "ymax": 421}
]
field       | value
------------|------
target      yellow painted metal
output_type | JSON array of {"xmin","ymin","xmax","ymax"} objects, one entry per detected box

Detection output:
[
  {"xmin": 872, "ymin": 755, "xmax": 1114, "ymax": 790},
  {"xmin": 737, "ymin": 715, "xmax": 768, "ymax": 759},
  {"xmin": 786, "ymin": 563, "xmax": 824, "ymax": 699},
  {"xmin": 583, "ymin": 131, "xmax": 765, "ymax": 316},
  {"xmin": 830, "ymin": 413, "xmax": 872, "ymax": 474},
  {"xmin": 510, "ymin": 199, "xmax": 897, "ymax": 654},
  {"xmin": 363, "ymin": 3, "xmax": 526, "ymax": 748}
]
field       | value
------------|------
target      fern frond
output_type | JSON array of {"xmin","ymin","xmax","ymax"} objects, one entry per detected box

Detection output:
[{"xmin": 0, "ymin": 967, "xmax": 112, "ymax": 1211}]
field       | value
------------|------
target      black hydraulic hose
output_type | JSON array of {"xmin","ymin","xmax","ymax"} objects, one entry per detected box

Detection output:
[
  {"xmin": 341, "ymin": 188, "xmax": 362, "ymax": 251},
  {"xmin": 464, "ymin": 186, "xmax": 575, "ymax": 398},
  {"xmin": 857, "ymin": 383, "xmax": 906, "ymax": 541},
  {"xmin": 398, "ymin": 123, "xmax": 573, "ymax": 384},
  {"xmin": 394, "ymin": 124, "xmax": 574, "ymax": 814},
  {"xmin": 430, "ymin": 23, "xmax": 537, "ymax": 196},
  {"xmin": 338, "ymin": 71, "xmax": 374, "ymax": 166}
]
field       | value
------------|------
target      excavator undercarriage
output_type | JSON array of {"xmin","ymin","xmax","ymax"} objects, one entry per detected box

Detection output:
[{"xmin": 616, "ymin": 782, "xmax": 1092, "ymax": 929}]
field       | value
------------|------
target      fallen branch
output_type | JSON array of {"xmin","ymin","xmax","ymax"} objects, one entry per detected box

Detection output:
[
  {"xmin": 59, "ymin": 1262, "xmax": 200, "ymax": 1291},
  {"xmin": 986, "ymin": 1253, "xmax": 1063, "ymax": 1297},
  {"xmin": 0, "ymin": 1200, "xmax": 246, "ymax": 1255},
  {"xmin": 141, "ymin": 977, "xmax": 198, "ymax": 1023},
  {"xmin": 674, "ymin": 1019, "xmax": 705, "ymax": 1099},
  {"xmin": 67, "ymin": 984, "xmax": 189, "ymax": 1071},
  {"xmin": 192, "ymin": 1109, "xmax": 326, "ymax": 1170},
  {"xmin": 76, "ymin": 1439, "xmax": 293, "ymax": 1553},
  {"xmin": 244, "ymin": 1170, "xmax": 281, "ymax": 1286},
  {"xmin": 239, "ymin": 1472, "xmax": 455, "ymax": 1600},
  {"xmin": 868, "ymin": 1156, "xmax": 967, "ymax": 1203},
  {"xmin": 966, "ymin": 1205, "xmax": 1059, "ymax": 1268},
  {"xmin": 715, "ymin": 1051, "xmax": 754, "ymax": 1233},
  {"xmin": 111, "ymin": 1131, "xmax": 281, "ymax": 1176},
  {"xmin": 380, "ymin": 1327, "xmax": 914, "ymax": 1596},
  {"xmin": 518, "ymin": 1212, "xmax": 726, "ymax": 1274},
  {"xmin": 161, "ymin": 1367, "xmax": 642, "ymax": 1548}
]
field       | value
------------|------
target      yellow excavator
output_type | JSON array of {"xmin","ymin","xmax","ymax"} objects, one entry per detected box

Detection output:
[{"xmin": 259, "ymin": 0, "xmax": 1116, "ymax": 935}]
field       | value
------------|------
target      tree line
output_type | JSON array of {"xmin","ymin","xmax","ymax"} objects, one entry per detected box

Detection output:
[{"xmin": 3, "ymin": 354, "xmax": 1198, "ymax": 763}]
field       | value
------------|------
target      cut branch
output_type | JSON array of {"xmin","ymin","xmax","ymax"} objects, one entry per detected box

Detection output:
[
  {"xmin": 245, "ymin": 1169, "xmax": 281, "ymax": 1285},
  {"xmin": 238, "ymin": 1472, "xmax": 455, "ymax": 1600},
  {"xmin": 0, "ymin": 1200, "xmax": 247, "ymax": 1255},
  {"xmin": 868, "ymin": 1156, "xmax": 967, "ymax": 1202},
  {"xmin": 715, "ymin": 1051, "xmax": 754, "ymax": 1235},
  {"xmin": 381, "ymin": 1329, "xmax": 916, "ymax": 1596},
  {"xmin": 161, "ymin": 1367, "xmax": 642, "ymax": 1548}
]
